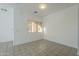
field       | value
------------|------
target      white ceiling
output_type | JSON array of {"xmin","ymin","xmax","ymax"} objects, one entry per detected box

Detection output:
[{"xmin": 0, "ymin": 3, "xmax": 77, "ymax": 17}]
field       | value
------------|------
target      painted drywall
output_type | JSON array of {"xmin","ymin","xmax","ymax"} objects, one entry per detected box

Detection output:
[
  {"xmin": 14, "ymin": 7, "xmax": 43, "ymax": 45},
  {"xmin": 0, "ymin": 7, "xmax": 14, "ymax": 42},
  {"xmin": 77, "ymin": 4, "xmax": 79, "ymax": 56},
  {"xmin": 43, "ymin": 5, "xmax": 78, "ymax": 48}
]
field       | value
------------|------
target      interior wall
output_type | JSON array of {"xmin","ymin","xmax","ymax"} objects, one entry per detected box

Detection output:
[
  {"xmin": 43, "ymin": 5, "xmax": 78, "ymax": 48},
  {"xmin": 0, "ymin": 6, "xmax": 14, "ymax": 42},
  {"xmin": 77, "ymin": 4, "xmax": 79, "ymax": 55},
  {"xmin": 14, "ymin": 7, "xmax": 43, "ymax": 45}
]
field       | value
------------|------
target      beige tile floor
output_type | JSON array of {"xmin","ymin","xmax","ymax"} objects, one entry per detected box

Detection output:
[
  {"xmin": 0, "ymin": 41, "xmax": 13, "ymax": 56},
  {"xmin": 0, "ymin": 40, "xmax": 77, "ymax": 56},
  {"xmin": 14, "ymin": 40, "xmax": 77, "ymax": 56}
]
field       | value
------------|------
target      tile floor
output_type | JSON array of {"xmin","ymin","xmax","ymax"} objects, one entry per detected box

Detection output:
[
  {"xmin": 0, "ymin": 40, "xmax": 77, "ymax": 56},
  {"xmin": 14, "ymin": 40, "xmax": 77, "ymax": 56},
  {"xmin": 0, "ymin": 41, "xmax": 13, "ymax": 56}
]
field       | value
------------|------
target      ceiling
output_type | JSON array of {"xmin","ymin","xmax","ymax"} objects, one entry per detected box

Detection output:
[{"xmin": 0, "ymin": 3, "xmax": 77, "ymax": 17}]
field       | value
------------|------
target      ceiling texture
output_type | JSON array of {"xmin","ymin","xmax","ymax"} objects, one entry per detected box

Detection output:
[{"xmin": 0, "ymin": 3, "xmax": 77, "ymax": 17}]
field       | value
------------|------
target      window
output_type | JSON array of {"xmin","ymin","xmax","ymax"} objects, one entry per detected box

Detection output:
[{"xmin": 28, "ymin": 21, "xmax": 43, "ymax": 32}]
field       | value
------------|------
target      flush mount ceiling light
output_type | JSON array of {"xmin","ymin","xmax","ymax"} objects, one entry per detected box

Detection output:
[{"xmin": 39, "ymin": 4, "xmax": 47, "ymax": 10}]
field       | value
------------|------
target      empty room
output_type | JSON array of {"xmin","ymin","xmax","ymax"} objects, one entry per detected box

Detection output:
[{"xmin": 0, "ymin": 3, "xmax": 79, "ymax": 56}]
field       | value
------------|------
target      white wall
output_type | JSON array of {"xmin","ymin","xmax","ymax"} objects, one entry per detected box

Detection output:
[
  {"xmin": 43, "ymin": 5, "xmax": 78, "ymax": 48},
  {"xmin": 14, "ymin": 7, "xmax": 43, "ymax": 45},
  {"xmin": 77, "ymin": 4, "xmax": 79, "ymax": 55},
  {"xmin": 0, "ymin": 7, "xmax": 14, "ymax": 42}
]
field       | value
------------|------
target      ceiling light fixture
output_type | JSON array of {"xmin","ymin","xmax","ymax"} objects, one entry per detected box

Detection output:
[{"xmin": 39, "ymin": 4, "xmax": 47, "ymax": 10}]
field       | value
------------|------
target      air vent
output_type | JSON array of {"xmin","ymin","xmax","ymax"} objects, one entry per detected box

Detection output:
[
  {"xmin": 0, "ymin": 8, "xmax": 7, "ymax": 12},
  {"xmin": 34, "ymin": 10, "xmax": 38, "ymax": 14}
]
